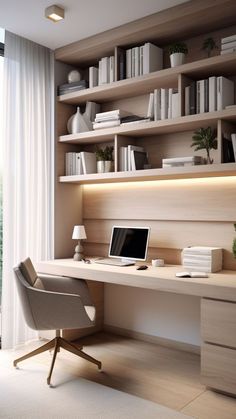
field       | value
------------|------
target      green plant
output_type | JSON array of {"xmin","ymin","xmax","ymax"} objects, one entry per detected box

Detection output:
[
  {"xmin": 233, "ymin": 223, "xmax": 236, "ymax": 259},
  {"xmin": 95, "ymin": 146, "xmax": 114, "ymax": 161},
  {"xmin": 202, "ymin": 37, "xmax": 218, "ymax": 58},
  {"xmin": 169, "ymin": 42, "xmax": 188, "ymax": 55},
  {"xmin": 191, "ymin": 127, "xmax": 217, "ymax": 164}
]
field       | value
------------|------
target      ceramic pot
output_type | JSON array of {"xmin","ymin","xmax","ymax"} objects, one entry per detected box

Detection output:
[
  {"xmin": 67, "ymin": 107, "xmax": 92, "ymax": 134},
  {"xmin": 97, "ymin": 160, "xmax": 114, "ymax": 173},
  {"xmin": 170, "ymin": 52, "xmax": 186, "ymax": 67}
]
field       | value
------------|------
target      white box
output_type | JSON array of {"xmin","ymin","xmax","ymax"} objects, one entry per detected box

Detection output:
[{"xmin": 182, "ymin": 246, "xmax": 223, "ymax": 272}]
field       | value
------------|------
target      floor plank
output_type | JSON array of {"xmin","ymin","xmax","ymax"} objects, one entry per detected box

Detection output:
[{"xmin": 181, "ymin": 390, "xmax": 236, "ymax": 419}]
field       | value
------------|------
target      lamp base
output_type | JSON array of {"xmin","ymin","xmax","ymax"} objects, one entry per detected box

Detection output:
[
  {"xmin": 73, "ymin": 252, "xmax": 84, "ymax": 261},
  {"xmin": 73, "ymin": 241, "xmax": 84, "ymax": 261}
]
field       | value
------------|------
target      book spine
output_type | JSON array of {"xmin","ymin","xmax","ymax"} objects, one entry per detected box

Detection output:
[
  {"xmin": 109, "ymin": 56, "xmax": 114, "ymax": 83},
  {"xmin": 147, "ymin": 93, "xmax": 154, "ymax": 119},
  {"xmin": 217, "ymin": 76, "xmax": 222, "ymax": 111},
  {"xmin": 190, "ymin": 82, "xmax": 196, "ymax": 115},
  {"xmin": 98, "ymin": 60, "xmax": 102, "ymax": 85},
  {"xmin": 185, "ymin": 86, "xmax": 190, "ymax": 116},
  {"xmin": 221, "ymin": 34, "xmax": 236, "ymax": 44},
  {"xmin": 134, "ymin": 47, "xmax": 140, "ymax": 77},
  {"xmin": 131, "ymin": 48, "xmax": 135, "ymax": 78},
  {"xmin": 161, "ymin": 88, "xmax": 168, "ymax": 120},
  {"xmin": 220, "ymin": 47, "xmax": 236, "ymax": 54},
  {"xmin": 126, "ymin": 49, "xmax": 132, "ymax": 78},
  {"xmin": 196, "ymin": 81, "xmax": 201, "ymax": 113},
  {"xmin": 154, "ymin": 89, "xmax": 161, "ymax": 121},
  {"xmin": 168, "ymin": 88, "xmax": 173, "ymax": 119},
  {"xmin": 209, "ymin": 76, "xmax": 217, "ymax": 112},
  {"xmin": 140, "ymin": 46, "xmax": 144, "ymax": 76}
]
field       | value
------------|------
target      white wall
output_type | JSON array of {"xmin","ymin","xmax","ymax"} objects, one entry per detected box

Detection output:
[{"xmin": 104, "ymin": 284, "xmax": 201, "ymax": 346}]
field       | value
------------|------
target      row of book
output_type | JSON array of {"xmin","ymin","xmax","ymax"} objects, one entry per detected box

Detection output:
[
  {"xmin": 65, "ymin": 152, "xmax": 96, "ymax": 175},
  {"xmin": 185, "ymin": 76, "xmax": 234, "ymax": 115},
  {"xmin": 89, "ymin": 56, "xmax": 115, "ymax": 88},
  {"xmin": 147, "ymin": 88, "xmax": 181, "ymax": 121},
  {"xmin": 220, "ymin": 34, "xmax": 236, "ymax": 55},
  {"xmin": 162, "ymin": 156, "xmax": 204, "ymax": 168},
  {"xmin": 182, "ymin": 246, "xmax": 222, "ymax": 273},
  {"xmin": 119, "ymin": 145, "xmax": 149, "ymax": 172},
  {"xmin": 126, "ymin": 42, "xmax": 163, "ymax": 78}
]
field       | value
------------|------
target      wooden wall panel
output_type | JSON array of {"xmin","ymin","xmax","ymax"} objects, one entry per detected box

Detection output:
[{"xmin": 82, "ymin": 178, "xmax": 236, "ymax": 222}]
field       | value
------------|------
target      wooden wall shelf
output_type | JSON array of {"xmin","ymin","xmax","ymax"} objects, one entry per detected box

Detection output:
[{"xmin": 59, "ymin": 163, "xmax": 236, "ymax": 185}]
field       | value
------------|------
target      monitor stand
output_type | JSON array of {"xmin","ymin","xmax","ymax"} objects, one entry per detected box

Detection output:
[{"xmin": 121, "ymin": 258, "xmax": 135, "ymax": 266}]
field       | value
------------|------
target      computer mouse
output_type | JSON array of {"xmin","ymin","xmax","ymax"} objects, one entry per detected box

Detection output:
[{"xmin": 136, "ymin": 265, "xmax": 148, "ymax": 270}]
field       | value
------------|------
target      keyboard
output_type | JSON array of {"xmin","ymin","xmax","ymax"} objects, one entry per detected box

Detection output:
[{"xmin": 95, "ymin": 258, "xmax": 135, "ymax": 267}]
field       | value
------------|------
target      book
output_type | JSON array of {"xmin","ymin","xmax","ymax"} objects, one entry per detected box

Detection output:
[
  {"xmin": 220, "ymin": 47, "xmax": 236, "ymax": 55},
  {"xmin": 131, "ymin": 48, "xmax": 136, "ymax": 78},
  {"xmin": 168, "ymin": 89, "xmax": 173, "ymax": 119},
  {"xmin": 196, "ymin": 80, "xmax": 200, "ymax": 113},
  {"xmin": 199, "ymin": 79, "xmax": 208, "ymax": 113},
  {"xmin": 172, "ymin": 91, "xmax": 180, "ymax": 118},
  {"xmin": 162, "ymin": 156, "xmax": 203, "ymax": 164},
  {"xmin": 221, "ymin": 39, "xmax": 236, "ymax": 50},
  {"xmin": 189, "ymin": 82, "xmax": 196, "ymax": 115},
  {"xmin": 126, "ymin": 49, "xmax": 132, "ymax": 78},
  {"xmin": 58, "ymin": 80, "xmax": 88, "ymax": 95},
  {"xmin": 231, "ymin": 133, "xmax": 236, "ymax": 161},
  {"xmin": 80, "ymin": 152, "xmax": 96, "ymax": 174},
  {"xmin": 127, "ymin": 145, "xmax": 144, "ymax": 171},
  {"xmin": 154, "ymin": 89, "xmax": 161, "ymax": 121},
  {"xmin": 121, "ymin": 118, "xmax": 151, "ymax": 126},
  {"xmin": 109, "ymin": 56, "xmax": 115, "ymax": 83},
  {"xmin": 93, "ymin": 120, "xmax": 121, "ymax": 129},
  {"xmin": 147, "ymin": 93, "xmax": 154, "ymax": 119},
  {"xmin": 176, "ymin": 271, "xmax": 208, "ymax": 278},
  {"xmin": 185, "ymin": 86, "xmax": 190, "ymax": 116},
  {"xmin": 143, "ymin": 42, "xmax": 163, "ymax": 75},
  {"xmin": 140, "ymin": 46, "xmax": 144, "ymax": 76},
  {"xmin": 209, "ymin": 76, "xmax": 217, "ymax": 112},
  {"xmin": 134, "ymin": 46, "xmax": 140, "ymax": 77},
  {"xmin": 161, "ymin": 88, "xmax": 168, "ymax": 120},
  {"xmin": 221, "ymin": 34, "xmax": 236, "ymax": 44},
  {"xmin": 89, "ymin": 67, "xmax": 98, "ymax": 88},
  {"xmin": 130, "ymin": 150, "xmax": 148, "ymax": 170},
  {"xmin": 217, "ymin": 76, "xmax": 234, "ymax": 110},
  {"xmin": 119, "ymin": 146, "xmax": 127, "ymax": 171}
]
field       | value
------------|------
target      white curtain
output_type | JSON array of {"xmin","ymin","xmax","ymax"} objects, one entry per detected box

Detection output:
[{"xmin": 1, "ymin": 32, "xmax": 54, "ymax": 349}]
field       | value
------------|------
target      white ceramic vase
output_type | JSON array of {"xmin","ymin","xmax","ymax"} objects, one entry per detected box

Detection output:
[
  {"xmin": 170, "ymin": 52, "xmax": 186, "ymax": 67},
  {"xmin": 97, "ymin": 160, "xmax": 114, "ymax": 173},
  {"xmin": 67, "ymin": 107, "xmax": 92, "ymax": 134}
]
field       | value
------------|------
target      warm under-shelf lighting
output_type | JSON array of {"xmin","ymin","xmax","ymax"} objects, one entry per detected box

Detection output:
[{"xmin": 45, "ymin": 5, "xmax": 64, "ymax": 22}]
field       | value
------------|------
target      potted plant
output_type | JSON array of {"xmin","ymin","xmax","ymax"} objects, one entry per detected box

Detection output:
[
  {"xmin": 95, "ymin": 146, "xmax": 114, "ymax": 173},
  {"xmin": 169, "ymin": 42, "xmax": 188, "ymax": 67},
  {"xmin": 233, "ymin": 223, "xmax": 236, "ymax": 259},
  {"xmin": 202, "ymin": 37, "xmax": 218, "ymax": 58},
  {"xmin": 191, "ymin": 127, "xmax": 217, "ymax": 164}
]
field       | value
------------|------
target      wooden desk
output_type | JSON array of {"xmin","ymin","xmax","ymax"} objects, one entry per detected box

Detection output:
[{"xmin": 37, "ymin": 259, "xmax": 236, "ymax": 396}]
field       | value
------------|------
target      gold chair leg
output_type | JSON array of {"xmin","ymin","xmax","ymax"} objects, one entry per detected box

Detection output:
[
  {"xmin": 13, "ymin": 339, "xmax": 55, "ymax": 368},
  {"xmin": 47, "ymin": 338, "xmax": 60, "ymax": 386},
  {"xmin": 59, "ymin": 337, "xmax": 102, "ymax": 370}
]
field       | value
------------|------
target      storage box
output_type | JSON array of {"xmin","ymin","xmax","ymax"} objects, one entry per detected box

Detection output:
[{"xmin": 182, "ymin": 246, "xmax": 223, "ymax": 273}]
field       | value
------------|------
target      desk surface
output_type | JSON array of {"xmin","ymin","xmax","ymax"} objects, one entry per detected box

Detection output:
[{"xmin": 36, "ymin": 258, "xmax": 236, "ymax": 302}]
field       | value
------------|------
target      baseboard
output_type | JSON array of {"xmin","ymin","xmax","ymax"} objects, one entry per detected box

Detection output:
[{"xmin": 103, "ymin": 324, "xmax": 200, "ymax": 355}]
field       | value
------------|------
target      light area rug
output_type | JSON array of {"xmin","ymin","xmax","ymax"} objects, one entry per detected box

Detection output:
[{"xmin": 0, "ymin": 349, "xmax": 195, "ymax": 419}]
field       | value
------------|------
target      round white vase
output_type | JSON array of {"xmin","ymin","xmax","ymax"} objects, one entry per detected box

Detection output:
[{"xmin": 170, "ymin": 52, "xmax": 186, "ymax": 67}]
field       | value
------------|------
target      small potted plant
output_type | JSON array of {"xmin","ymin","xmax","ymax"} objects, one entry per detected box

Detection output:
[
  {"xmin": 202, "ymin": 37, "xmax": 218, "ymax": 58},
  {"xmin": 169, "ymin": 42, "xmax": 188, "ymax": 67},
  {"xmin": 233, "ymin": 223, "xmax": 236, "ymax": 259},
  {"xmin": 191, "ymin": 127, "xmax": 217, "ymax": 164},
  {"xmin": 95, "ymin": 146, "xmax": 114, "ymax": 173}
]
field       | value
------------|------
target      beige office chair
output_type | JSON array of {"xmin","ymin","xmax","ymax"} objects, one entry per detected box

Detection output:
[{"xmin": 13, "ymin": 257, "xmax": 102, "ymax": 385}]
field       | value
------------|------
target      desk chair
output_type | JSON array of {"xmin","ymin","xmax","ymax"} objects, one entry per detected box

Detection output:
[{"xmin": 13, "ymin": 257, "xmax": 102, "ymax": 385}]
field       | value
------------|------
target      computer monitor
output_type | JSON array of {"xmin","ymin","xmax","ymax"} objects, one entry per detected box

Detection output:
[{"xmin": 108, "ymin": 226, "xmax": 150, "ymax": 262}]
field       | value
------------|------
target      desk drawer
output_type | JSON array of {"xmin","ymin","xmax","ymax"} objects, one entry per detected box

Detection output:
[
  {"xmin": 201, "ymin": 343, "xmax": 236, "ymax": 395},
  {"xmin": 201, "ymin": 298, "xmax": 236, "ymax": 348}
]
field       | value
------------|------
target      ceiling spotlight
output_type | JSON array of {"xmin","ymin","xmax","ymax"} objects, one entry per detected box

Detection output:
[{"xmin": 45, "ymin": 5, "xmax": 64, "ymax": 22}]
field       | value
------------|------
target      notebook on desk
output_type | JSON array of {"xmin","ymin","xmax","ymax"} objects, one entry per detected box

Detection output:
[{"xmin": 94, "ymin": 225, "xmax": 150, "ymax": 267}]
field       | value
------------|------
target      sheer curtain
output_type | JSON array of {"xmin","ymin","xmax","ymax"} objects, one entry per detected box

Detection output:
[{"xmin": 1, "ymin": 32, "xmax": 54, "ymax": 349}]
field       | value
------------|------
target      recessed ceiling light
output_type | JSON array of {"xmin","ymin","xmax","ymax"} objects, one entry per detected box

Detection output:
[{"xmin": 45, "ymin": 5, "xmax": 64, "ymax": 22}]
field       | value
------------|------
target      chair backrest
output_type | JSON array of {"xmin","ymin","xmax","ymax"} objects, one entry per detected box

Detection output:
[{"xmin": 13, "ymin": 260, "xmax": 38, "ymax": 330}]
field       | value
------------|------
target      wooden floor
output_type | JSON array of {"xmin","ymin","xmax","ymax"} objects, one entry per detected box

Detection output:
[{"xmin": 47, "ymin": 332, "xmax": 236, "ymax": 419}]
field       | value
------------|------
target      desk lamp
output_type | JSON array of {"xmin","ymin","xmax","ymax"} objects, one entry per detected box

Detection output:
[{"xmin": 72, "ymin": 225, "xmax": 87, "ymax": 261}]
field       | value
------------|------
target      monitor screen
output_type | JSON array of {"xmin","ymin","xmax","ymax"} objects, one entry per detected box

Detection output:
[{"xmin": 109, "ymin": 226, "xmax": 150, "ymax": 261}]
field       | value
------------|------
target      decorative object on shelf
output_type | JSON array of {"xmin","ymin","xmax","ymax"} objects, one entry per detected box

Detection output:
[
  {"xmin": 169, "ymin": 42, "xmax": 188, "ymax": 67},
  {"xmin": 72, "ymin": 225, "xmax": 87, "ymax": 261},
  {"xmin": 67, "ymin": 106, "xmax": 93, "ymax": 134},
  {"xmin": 68, "ymin": 69, "xmax": 81, "ymax": 83},
  {"xmin": 95, "ymin": 146, "xmax": 114, "ymax": 173},
  {"xmin": 191, "ymin": 127, "xmax": 217, "ymax": 164},
  {"xmin": 202, "ymin": 37, "xmax": 218, "ymax": 58},
  {"xmin": 233, "ymin": 223, "xmax": 236, "ymax": 259},
  {"xmin": 152, "ymin": 259, "xmax": 164, "ymax": 267}
]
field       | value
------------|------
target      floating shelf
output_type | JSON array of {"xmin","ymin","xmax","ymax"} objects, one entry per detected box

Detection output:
[
  {"xmin": 59, "ymin": 163, "xmax": 236, "ymax": 185},
  {"xmin": 58, "ymin": 53, "xmax": 236, "ymax": 105}
]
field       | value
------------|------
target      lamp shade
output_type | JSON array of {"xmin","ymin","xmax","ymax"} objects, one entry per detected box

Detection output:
[{"xmin": 72, "ymin": 225, "xmax": 87, "ymax": 240}]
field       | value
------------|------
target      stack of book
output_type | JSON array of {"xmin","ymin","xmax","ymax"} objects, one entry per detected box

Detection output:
[
  {"xmin": 185, "ymin": 76, "xmax": 234, "ymax": 115},
  {"xmin": 162, "ymin": 156, "xmax": 204, "ymax": 168},
  {"xmin": 58, "ymin": 80, "xmax": 88, "ymax": 96},
  {"xmin": 119, "ymin": 145, "xmax": 148, "ymax": 171},
  {"xmin": 126, "ymin": 42, "xmax": 163, "ymax": 78},
  {"xmin": 65, "ymin": 151, "xmax": 96, "ymax": 175},
  {"xmin": 93, "ymin": 109, "xmax": 127, "ymax": 130},
  {"xmin": 182, "ymin": 246, "xmax": 223, "ymax": 273},
  {"xmin": 220, "ymin": 34, "xmax": 236, "ymax": 55},
  {"xmin": 94, "ymin": 56, "xmax": 115, "ymax": 85}
]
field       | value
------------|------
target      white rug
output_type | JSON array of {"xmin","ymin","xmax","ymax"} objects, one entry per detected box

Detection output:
[{"xmin": 0, "ymin": 349, "xmax": 195, "ymax": 419}]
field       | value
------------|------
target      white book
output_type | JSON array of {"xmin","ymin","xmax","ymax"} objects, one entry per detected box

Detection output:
[
  {"xmin": 126, "ymin": 49, "xmax": 132, "ymax": 78},
  {"xmin": 109, "ymin": 56, "xmax": 115, "ymax": 83},
  {"xmin": 154, "ymin": 89, "xmax": 161, "ymax": 121},
  {"xmin": 168, "ymin": 88, "xmax": 173, "ymax": 119},
  {"xmin": 131, "ymin": 48, "xmax": 135, "ymax": 78},
  {"xmin": 221, "ymin": 40, "xmax": 236, "ymax": 50},
  {"xmin": 161, "ymin": 88, "xmax": 168, "ymax": 120},
  {"xmin": 217, "ymin": 76, "xmax": 234, "ymax": 110},
  {"xmin": 231, "ymin": 133, "xmax": 236, "ymax": 161},
  {"xmin": 95, "ymin": 109, "xmax": 120, "ymax": 118},
  {"xmin": 93, "ymin": 120, "xmax": 121, "ymax": 129},
  {"xmin": 143, "ymin": 42, "xmax": 163, "ymax": 75},
  {"xmin": 80, "ymin": 152, "xmax": 96, "ymax": 174},
  {"xmin": 75, "ymin": 152, "xmax": 82, "ymax": 175},
  {"xmin": 124, "ymin": 147, "xmax": 128, "ymax": 171},
  {"xmin": 89, "ymin": 66, "xmax": 98, "ymax": 88},
  {"xmin": 119, "ymin": 147, "xmax": 126, "ymax": 171},
  {"xmin": 140, "ymin": 46, "xmax": 144, "ymax": 76},
  {"xmin": 147, "ymin": 93, "xmax": 154, "ymax": 119},
  {"xmin": 185, "ymin": 86, "xmax": 190, "ymax": 116},
  {"xmin": 172, "ymin": 92, "xmax": 180, "ymax": 118},
  {"xmin": 221, "ymin": 34, "xmax": 236, "ymax": 44},
  {"xmin": 127, "ymin": 145, "xmax": 144, "ymax": 171},
  {"xmin": 208, "ymin": 76, "xmax": 217, "ymax": 112},
  {"xmin": 98, "ymin": 60, "xmax": 102, "ymax": 86},
  {"xmin": 196, "ymin": 81, "xmax": 201, "ymax": 113},
  {"xmin": 163, "ymin": 156, "xmax": 203, "ymax": 164},
  {"xmin": 101, "ymin": 57, "xmax": 109, "ymax": 84},
  {"xmin": 199, "ymin": 80, "xmax": 205, "ymax": 113},
  {"xmin": 220, "ymin": 47, "xmax": 236, "ymax": 55},
  {"xmin": 183, "ymin": 246, "xmax": 222, "ymax": 255},
  {"xmin": 134, "ymin": 46, "xmax": 140, "ymax": 77},
  {"xmin": 66, "ymin": 152, "xmax": 74, "ymax": 176}
]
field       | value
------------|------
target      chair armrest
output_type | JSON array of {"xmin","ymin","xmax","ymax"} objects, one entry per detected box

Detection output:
[
  {"xmin": 36, "ymin": 274, "xmax": 93, "ymax": 305},
  {"xmin": 27, "ymin": 286, "xmax": 95, "ymax": 331}
]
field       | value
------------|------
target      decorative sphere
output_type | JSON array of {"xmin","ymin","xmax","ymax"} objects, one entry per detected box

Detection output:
[{"xmin": 68, "ymin": 70, "xmax": 81, "ymax": 83}]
